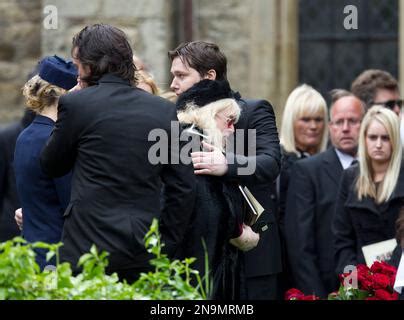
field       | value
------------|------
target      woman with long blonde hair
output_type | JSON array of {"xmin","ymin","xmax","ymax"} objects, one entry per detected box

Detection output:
[{"xmin": 333, "ymin": 106, "xmax": 404, "ymax": 274}]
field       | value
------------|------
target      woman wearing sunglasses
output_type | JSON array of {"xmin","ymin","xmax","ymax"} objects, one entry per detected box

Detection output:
[{"xmin": 176, "ymin": 98, "xmax": 259, "ymax": 300}]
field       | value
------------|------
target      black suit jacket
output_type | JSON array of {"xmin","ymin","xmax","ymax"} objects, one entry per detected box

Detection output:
[
  {"xmin": 0, "ymin": 122, "xmax": 23, "ymax": 241},
  {"xmin": 227, "ymin": 98, "xmax": 282, "ymax": 278},
  {"xmin": 40, "ymin": 74, "xmax": 196, "ymax": 272},
  {"xmin": 285, "ymin": 147, "xmax": 342, "ymax": 297}
]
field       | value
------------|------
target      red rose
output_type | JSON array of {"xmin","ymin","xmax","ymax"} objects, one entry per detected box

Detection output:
[
  {"xmin": 285, "ymin": 288, "xmax": 304, "ymax": 300},
  {"xmin": 357, "ymin": 265, "xmax": 372, "ymax": 285},
  {"xmin": 357, "ymin": 271, "xmax": 373, "ymax": 291},
  {"xmin": 357, "ymin": 264, "xmax": 370, "ymax": 274},
  {"xmin": 373, "ymin": 289, "xmax": 399, "ymax": 300},
  {"xmin": 370, "ymin": 261, "xmax": 397, "ymax": 277},
  {"xmin": 372, "ymin": 273, "xmax": 391, "ymax": 290},
  {"xmin": 300, "ymin": 295, "xmax": 320, "ymax": 300},
  {"xmin": 370, "ymin": 261, "xmax": 384, "ymax": 273}
]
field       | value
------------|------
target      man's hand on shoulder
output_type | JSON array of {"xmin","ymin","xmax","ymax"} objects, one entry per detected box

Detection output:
[{"xmin": 191, "ymin": 141, "xmax": 228, "ymax": 176}]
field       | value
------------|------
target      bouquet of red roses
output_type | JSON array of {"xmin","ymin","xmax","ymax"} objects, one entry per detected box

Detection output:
[{"xmin": 285, "ymin": 261, "xmax": 398, "ymax": 300}]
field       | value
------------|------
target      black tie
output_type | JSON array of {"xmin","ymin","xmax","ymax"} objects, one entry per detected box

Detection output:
[{"xmin": 350, "ymin": 159, "xmax": 358, "ymax": 167}]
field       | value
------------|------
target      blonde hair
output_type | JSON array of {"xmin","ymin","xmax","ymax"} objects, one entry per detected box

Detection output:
[
  {"xmin": 159, "ymin": 90, "xmax": 178, "ymax": 103},
  {"xmin": 135, "ymin": 69, "xmax": 161, "ymax": 95},
  {"xmin": 280, "ymin": 84, "xmax": 328, "ymax": 155},
  {"xmin": 177, "ymin": 98, "xmax": 241, "ymax": 151},
  {"xmin": 356, "ymin": 106, "xmax": 402, "ymax": 203},
  {"xmin": 22, "ymin": 75, "xmax": 66, "ymax": 114}
]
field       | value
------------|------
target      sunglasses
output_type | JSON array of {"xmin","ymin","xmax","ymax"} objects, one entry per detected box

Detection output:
[
  {"xmin": 372, "ymin": 99, "xmax": 403, "ymax": 110},
  {"xmin": 216, "ymin": 114, "xmax": 236, "ymax": 128}
]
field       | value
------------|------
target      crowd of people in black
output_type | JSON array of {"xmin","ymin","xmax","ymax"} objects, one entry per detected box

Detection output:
[{"xmin": 0, "ymin": 23, "xmax": 404, "ymax": 300}]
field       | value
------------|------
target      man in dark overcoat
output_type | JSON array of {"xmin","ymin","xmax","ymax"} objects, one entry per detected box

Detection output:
[
  {"xmin": 40, "ymin": 24, "xmax": 195, "ymax": 282},
  {"xmin": 169, "ymin": 41, "xmax": 282, "ymax": 299}
]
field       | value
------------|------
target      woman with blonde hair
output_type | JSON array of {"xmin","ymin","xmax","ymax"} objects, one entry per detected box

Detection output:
[
  {"xmin": 279, "ymin": 84, "xmax": 328, "ymax": 203},
  {"xmin": 278, "ymin": 84, "xmax": 328, "ymax": 227},
  {"xmin": 14, "ymin": 56, "xmax": 77, "ymax": 269},
  {"xmin": 177, "ymin": 98, "xmax": 259, "ymax": 299},
  {"xmin": 178, "ymin": 98, "xmax": 239, "ymax": 151},
  {"xmin": 280, "ymin": 84, "xmax": 329, "ymax": 156},
  {"xmin": 333, "ymin": 105, "xmax": 404, "ymax": 274},
  {"xmin": 277, "ymin": 84, "xmax": 328, "ymax": 292}
]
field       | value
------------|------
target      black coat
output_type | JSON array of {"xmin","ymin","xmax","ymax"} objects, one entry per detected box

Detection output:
[
  {"xmin": 0, "ymin": 111, "xmax": 34, "ymax": 242},
  {"xmin": 40, "ymin": 74, "xmax": 196, "ymax": 272},
  {"xmin": 0, "ymin": 122, "xmax": 22, "ymax": 241},
  {"xmin": 333, "ymin": 163, "xmax": 404, "ymax": 274},
  {"xmin": 176, "ymin": 80, "xmax": 282, "ymax": 299},
  {"xmin": 228, "ymin": 98, "xmax": 282, "ymax": 279},
  {"xmin": 285, "ymin": 148, "xmax": 342, "ymax": 297},
  {"xmin": 278, "ymin": 147, "xmax": 309, "ymax": 230},
  {"xmin": 178, "ymin": 175, "xmax": 243, "ymax": 300}
]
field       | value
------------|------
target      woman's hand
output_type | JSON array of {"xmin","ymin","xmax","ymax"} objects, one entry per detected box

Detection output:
[
  {"xmin": 14, "ymin": 208, "xmax": 23, "ymax": 231},
  {"xmin": 229, "ymin": 224, "xmax": 260, "ymax": 251}
]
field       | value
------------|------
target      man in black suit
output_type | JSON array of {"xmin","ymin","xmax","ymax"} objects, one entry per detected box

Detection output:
[
  {"xmin": 284, "ymin": 90, "xmax": 364, "ymax": 298},
  {"xmin": 169, "ymin": 41, "xmax": 282, "ymax": 299},
  {"xmin": 40, "ymin": 24, "xmax": 195, "ymax": 282}
]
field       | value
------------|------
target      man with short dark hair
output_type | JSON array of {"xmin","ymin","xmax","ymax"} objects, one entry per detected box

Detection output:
[
  {"xmin": 169, "ymin": 41, "xmax": 282, "ymax": 300},
  {"xmin": 40, "ymin": 24, "xmax": 196, "ymax": 282},
  {"xmin": 351, "ymin": 69, "xmax": 401, "ymax": 115}
]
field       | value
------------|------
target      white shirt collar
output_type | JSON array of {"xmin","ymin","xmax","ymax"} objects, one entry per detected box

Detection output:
[{"xmin": 335, "ymin": 148, "xmax": 356, "ymax": 170}]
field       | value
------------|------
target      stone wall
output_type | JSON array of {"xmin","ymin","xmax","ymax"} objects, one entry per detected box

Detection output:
[
  {"xmin": 0, "ymin": 0, "xmax": 41, "ymax": 124},
  {"xmin": 193, "ymin": 0, "xmax": 298, "ymax": 124},
  {"xmin": 0, "ymin": 0, "xmax": 298, "ymax": 125},
  {"xmin": 41, "ymin": 0, "xmax": 174, "ymax": 95},
  {"xmin": 0, "ymin": 0, "xmax": 174, "ymax": 124}
]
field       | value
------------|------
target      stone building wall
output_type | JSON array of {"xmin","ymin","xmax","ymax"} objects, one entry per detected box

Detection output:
[
  {"xmin": 41, "ymin": 0, "xmax": 174, "ymax": 92},
  {"xmin": 0, "ymin": 0, "xmax": 41, "ymax": 124},
  {"xmin": 0, "ymin": 0, "xmax": 174, "ymax": 124},
  {"xmin": 193, "ymin": 0, "xmax": 298, "ymax": 123},
  {"xmin": 0, "ymin": 0, "xmax": 298, "ymax": 125}
]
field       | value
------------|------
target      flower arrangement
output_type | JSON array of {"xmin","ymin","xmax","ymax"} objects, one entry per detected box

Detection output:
[{"xmin": 285, "ymin": 261, "xmax": 398, "ymax": 300}]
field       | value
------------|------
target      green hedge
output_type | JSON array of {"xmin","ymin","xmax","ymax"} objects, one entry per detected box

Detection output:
[{"xmin": 0, "ymin": 219, "xmax": 207, "ymax": 300}]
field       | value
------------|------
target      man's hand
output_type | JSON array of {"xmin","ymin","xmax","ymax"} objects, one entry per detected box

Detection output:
[
  {"xmin": 14, "ymin": 208, "xmax": 23, "ymax": 231},
  {"xmin": 191, "ymin": 141, "xmax": 228, "ymax": 176}
]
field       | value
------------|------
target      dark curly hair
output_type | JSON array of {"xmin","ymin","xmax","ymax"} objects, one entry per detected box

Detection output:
[
  {"xmin": 351, "ymin": 69, "xmax": 399, "ymax": 109},
  {"xmin": 72, "ymin": 24, "xmax": 137, "ymax": 85}
]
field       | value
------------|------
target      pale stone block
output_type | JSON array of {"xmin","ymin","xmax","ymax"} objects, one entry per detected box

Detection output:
[
  {"xmin": 101, "ymin": 0, "xmax": 165, "ymax": 18},
  {"xmin": 42, "ymin": 0, "xmax": 101, "ymax": 18}
]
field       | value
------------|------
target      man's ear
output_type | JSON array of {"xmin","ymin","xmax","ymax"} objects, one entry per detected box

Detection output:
[{"xmin": 204, "ymin": 69, "xmax": 216, "ymax": 80}]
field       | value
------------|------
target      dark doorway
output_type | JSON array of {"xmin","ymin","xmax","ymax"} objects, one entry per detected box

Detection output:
[{"xmin": 299, "ymin": 0, "xmax": 398, "ymax": 102}]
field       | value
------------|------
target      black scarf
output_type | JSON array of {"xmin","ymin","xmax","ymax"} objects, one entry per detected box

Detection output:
[{"xmin": 176, "ymin": 79, "xmax": 241, "ymax": 111}]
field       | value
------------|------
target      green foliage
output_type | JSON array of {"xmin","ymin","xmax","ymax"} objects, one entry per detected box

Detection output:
[
  {"xmin": 132, "ymin": 219, "xmax": 205, "ymax": 300},
  {"xmin": 0, "ymin": 219, "xmax": 205, "ymax": 300},
  {"xmin": 328, "ymin": 286, "xmax": 371, "ymax": 300}
]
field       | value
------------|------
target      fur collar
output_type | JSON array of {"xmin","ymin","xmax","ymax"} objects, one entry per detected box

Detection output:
[{"xmin": 176, "ymin": 79, "xmax": 240, "ymax": 111}]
